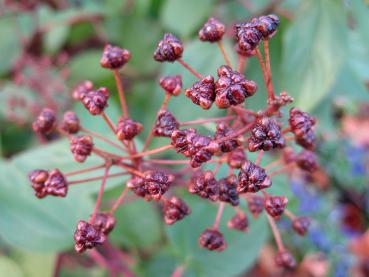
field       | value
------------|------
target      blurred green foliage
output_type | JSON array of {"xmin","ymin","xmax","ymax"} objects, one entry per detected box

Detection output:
[{"xmin": 1, "ymin": 0, "xmax": 369, "ymax": 276}]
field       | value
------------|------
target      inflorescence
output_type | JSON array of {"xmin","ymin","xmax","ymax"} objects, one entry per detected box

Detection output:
[{"xmin": 28, "ymin": 14, "xmax": 319, "ymax": 270}]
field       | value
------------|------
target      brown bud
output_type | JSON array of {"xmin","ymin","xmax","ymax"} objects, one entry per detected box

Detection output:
[
  {"xmin": 227, "ymin": 212, "xmax": 248, "ymax": 231},
  {"xmin": 292, "ymin": 216, "xmax": 311, "ymax": 236},
  {"xmin": 74, "ymin": 220, "xmax": 106, "ymax": 253},
  {"xmin": 185, "ymin": 75, "xmax": 215, "ymax": 110},
  {"xmin": 91, "ymin": 212, "xmax": 116, "ymax": 235},
  {"xmin": 264, "ymin": 196, "xmax": 288, "ymax": 219},
  {"xmin": 32, "ymin": 108, "xmax": 56, "ymax": 134},
  {"xmin": 159, "ymin": 75, "xmax": 182, "ymax": 96},
  {"xmin": 275, "ymin": 250, "xmax": 296, "ymax": 269},
  {"xmin": 100, "ymin": 44, "xmax": 130, "ymax": 69},
  {"xmin": 163, "ymin": 196, "xmax": 191, "ymax": 225},
  {"xmin": 153, "ymin": 33, "xmax": 183, "ymax": 62},
  {"xmin": 238, "ymin": 160, "xmax": 272, "ymax": 193},
  {"xmin": 61, "ymin": 111, "xmax": 80, "ymax": 134},
  {"xmin": 72, "ymin": 80, "xmax": 93, "ymax": 100},
  {"xmin": 198, "ymin": 17, "xmax": 225, "ymax": 42},
  {"xmin": 198, "ymin": 228, "xmax": 227, "ymax": 251},
  {"xmin": 81, "ymin": 87, "xmax": 109, "ymax": 115},
  {"xmin": 116, "ymin": 117, "xmax": 143, "ymax": 141},
  {"xmin": 70, "ymin": 135, "xmax": 94, "ymax": 163}
]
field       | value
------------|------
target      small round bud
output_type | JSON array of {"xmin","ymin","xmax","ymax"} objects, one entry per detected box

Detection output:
[
  {"xmin": 265, "ymin": 196, "xmax": 288, "ymax": 219},
  {"xmin": 30, "ymin": 169, "xmax": 68, "ymax": 199},
  {"xmin": 227, "ymin": 148, "xmax": 246, "ymax": 169},
  {"xmin": 185, "ymin": 75, "xmax": 215, "ymax": 110},
  {"xmin": 159, "ymin": 75, "xmax": 182, "ymax": 96},
  {"xmin": 153, "ymin": 33, "xmax": 183, "ymax": 62},
  {"xmin": 227, "ymin": 212, "xmax": 248, "ymax": 231},
  {"xmin": 289, "ymin": 107, "xmax": 316, "ymax": 150},
  {"xmin": 32, "ymin": 108, "xmax": 56, "ymax": 134},
  {"xmin": 214, "ymin": 123, "xmax": 240, "ymax": 153},
  {"xmin": 292, "ymin": 216, "xmax": 311, "ymax": 236},
  {"xmin": 275, "ymin": 250, "xmax": 296, "ymax": 269},
  {"xmin": 248, "ymin": 117, "xmax": 285, "ymax": 152},
  {"xmin": 234, "ymin": 22, "xmax": 263, "ymax": 51},
  {"xmin": 61, "ymin": 111, "xmax": 80, "ymax": 134},
  {"xmin": 29, "ymin": 169, "xmax": 49, "ymax": 184},
  {"xmin": 296, "ymin": 150, "xmax": 319, "ymax": 172},
  {"xmin": 247, "ymin": 195, "xmax": 264, "ymax": 218},
  {"xmin": 116, "ymin": 117, "xmax": 143, "ymax": 141},
  {"xmin": 198, "ymin": 228, "xmax": 227, "ymax": 251},
  {"xmin": 70, "ymin": 135, "xmax": 94, "ymax": 163},
  {"xmin": 252, "ymin": 15, "xmax": 280, "ymax": 39},
  {"xmin": 91, "ymin": 212, "xmax": 116, "ymax": 235},
  {"xmin": 72, "ymin": 80, "xmax": 93, "ymax": 100},
  {"xmin": 154, "ymin": 110, "xmax": 179, "ymax": 137},
  {"xmin": 235, "ymin": 44, "xmax": 256, "ymax": 57},
  {"xmin": 189, "ymin": 170, "xmax": 219, "ymax": 202},
  {"xmin": 81, "ymin": 87, "xmax": 109, "ymax": 115},
  {"xmin": 100, "ymin": 44, "xmax": 130, "ymax": 69},
  {"xmin": 74, "ymin": 220, "xmax": 106, "ymax": 253},
  {"xmin": 163, "ymin": 196, "xmax": 191, "ymax": 225},
  {"xmin": 198, "ymin": 17, "xmax": 225, "ymax": 42},
  {"xmin": 219, "ymin": 175, "xmax": 239, "ymax": 206},
  {"xmin": 238, "ymin": 160, "xmax": 272, "ymax": 193},
  {"xmin": 215, "ymin": 65, "xmax": 257, "ymax": 108}
]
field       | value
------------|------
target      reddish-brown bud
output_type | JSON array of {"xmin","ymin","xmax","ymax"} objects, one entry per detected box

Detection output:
[
  {"xmin": 235, "ymin": 44, "xmax": 256, "ymax": 57},
  {"xmin": 159, "ymin": 75, "xmax": 182, "ymax": 96},
  {"xmin": 292, "ymin": 216, "xmax": 311, "ymax": 236},
  {"xmin": 70, "ymin": 135, "xmax": 94, "ymax": 163},
  {"xmin": 296, "ymin": 150, "xmax": 319, "ymax": 172},
  {"xmin": 116, "ymin": 117, "xmax": 143, "ymax": 141},
  {"xmin": 100, "ymin": 44, "xmax": 130, "ymax": 69},
  {"xmin": 32, "ymin": 108, "xmax": 56, "ymax": 134},
  {"xmin": 189, "ymin": 170, "xmax": 219, "ymax": 202},
  {"xmin": 227, "ymin": 148, "xmax": 247, "ymax": 169},
  {"xmin": 227, "ymin": 212, "xmax": 248, "ymax": 231},
  {"xmin": 61, "ymin": 111, "xmax": 80, "ymax": 134},
  {"xmin": 74, "ymin": 220, "xmax": 106, "ymax": 253},
  {"xmin": 251, "ymin": 14, "xmax": 280, "ymax": 39},
  {"xmin": 289, "ymin": 108, "xmax": 316, "ymax": 150},
  {"xmin": 275, "ymin": 250, "xmax": 296, "ymax": 269},
  {"xmin": 248, "ymin": 117, "xmax": 285, "ymax": 152},
  {"xmin": 238, "ymin": 160, "xmax": 272, "ymax": 193},
  {"xmin": 163, "ymin": 196, "xmax": 191, "ymax": 225},
  {"xmin": 247, "ymin": 195, "xmax": 264, "ymax": 218},
  {"xmin": 154, "ymin": 110, "xmax": 179, "ymax": 137},
  {"xmin": 72, "ymin": 80, "xmax": 93, "ymax": 100},
  {"xmin": 154, "ymin": 33, "xmax": 183, "ymax": 62},
  {"xmin": 81, "ymin": 87, "xmax": 109, "ymax": 115},
  {"xmin": 199, "ymin": 228, "xmax": 227, "ymax": 251},
  {"xmin": 265, "ymin": 196, "xmax": 288, "ymax": 219},
  {"xmin": 219, "ymin": 175, "xmax": 239, "ymax": 206},
  {"xmin": 234, "ymin": 22, "xmax": 263, "ymax": 52},
  {"xmin": 29, "ymin": 169, "xmax": 68, "ymax": 199},
  {"xmin": 215, "ymin": 65, "xmax": 257, "ymax": 108},
  {"xmin": 214, "ymin": 123, "xmax": 240, "ymax": 153},
  {"xmin": 91, "ymin": 212, "xmax": 116, "ymax": 235},
  {"xmin": 198, "ymin": 17, "xmax": 225, "ymax": 42},
  {"xmin": 185, "ymin": 75, "xmax": 215, "ymax": 110}
]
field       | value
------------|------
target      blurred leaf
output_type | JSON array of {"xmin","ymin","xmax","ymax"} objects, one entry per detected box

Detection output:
[
  {"xmin": 0, "ymin": 256, "xmax": 23, "ymax": 277},
  {"xmin": 0, "ymin": 17, "xmax": 22, "ymax": 75},
  {"xmin": 165, "ymin": 194, "xmax": 268, "ymax": 277},
  {"xmin": 110, "ymin": 200, "xmax": 162, "ymax": 248},
  {"xmin": 45, "ymin": 25, "xmax": 70, "ymax": 54},
  {"xmin": 141, "ymin": 248, "xmax": 177, "ymax": 277},
  {"xmin": 161, "ymin": 0, "xmax": 213, "ymax": 37},
  {"xmin": 10, "ymin": 250, "xmax": 55, "ymax": 277},
  {"xmin": 282, "ymin": 0, "xmax": 348, "ymax": 111}
]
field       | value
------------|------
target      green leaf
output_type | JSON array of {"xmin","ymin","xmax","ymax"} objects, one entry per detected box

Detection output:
[
  {"xmin": 161, "ymin": 0, "xmax": 214, "ymax": 37},
  {"xmin": 44, "ymin": 25, "xmax": 70, "ymax": 54},
  {"xmin": 0, "ymin": 17, "xmax": 22, "ymax": 75},
  {"xmin": 10, "ymin": 250, "xmax": 55, "ymax": 277},
  {"xmin": 110, "ymin": 200, "xmax": 162, "ymax": 248},
  {"xmin": 282, "ymin": 0, "xmax": 348, "ymax": 111},
  {"xmin": 165, "ymin": 195, "xmax": 269, "ymax": 277},
  {"xmin": 0, "ymin": 256, "xmax": 23, "ymax": 277}
]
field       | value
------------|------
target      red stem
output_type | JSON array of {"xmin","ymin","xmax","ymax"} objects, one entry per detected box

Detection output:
[
  {"xmin": 213, "ymin": 202, "xmax": 225, "ymax": 229},
  {"xmin": 180, "ymin": 115, "xmax": 236, "ymax": 126},
  {"xmin": 90, "ymin": 165, "xmax": 110, "ymax": 224},
  {"xmin": 146, "ymin": 159, "xmax": 189, "ymax": 165},
  {"xmin": 264, "ymin": 40, "xmax": 275, "ymax": 100},
  {"xmin": 113, "ymin": 69, "xmax": 129, "ymax": 118},
  {"xmin": 81, "ymin": 127, "xmax": 126, "ymax": 152},
  {"xmin": 68, "ymin": 171, "xmax": 129, "ymax": 185},
  {"xmin": 237, "ymin": 55, "xmax": 246, "ymax": 72},
  {"xmin": 266, "ymin": 214, "xmax": 284, "ymax": 251},
  {"xmin": 217, "ymin": 41, "xmax": 232, "ymax": 68},
  {"xmin": 177, "ymin": 59, "xmax": 202, "ymax": 79},
  {"xmin": 101, "ymin": 112, "xmax": 116, "ymax": 133},
  {"xmin": 171, "ymin": 265, "xmax": 185, "ymax": 277},
  {"xmin": 123, "ymin": 144, "xmax": 173, "ymax": 160},
  {"xmin": 255, "ymin": 48, "xmax": 273, "ymax": 101},
  {"xmin": 109, "ymin": 186, "xmax": 129, "ymax": 213},
  {"xmin": 255, "ymin": 150, "xmax": 264, "ymax": 165},
  {"xmin": 65, "ymin": 163, "xmax": 106, "ymax": 177}
]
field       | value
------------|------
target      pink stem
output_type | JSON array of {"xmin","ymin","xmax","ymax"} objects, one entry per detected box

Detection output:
[
  {"xmin": 90, "ymin": 165, "xmax": 110, "ymax": 224},
  {"xmin": 177, "ymin": 59, "xmax": 202, "ymax": 79},
  {"xmin": 213, "ymin": 202, "xmax": 225, "ymax": 229}
]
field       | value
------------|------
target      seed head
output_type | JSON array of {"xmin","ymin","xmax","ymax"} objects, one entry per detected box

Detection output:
[
  {"xmin": 227, "ymin": 212, "xmax": 248, "ymax": 231},
  {"xmin": 91, "ymin": 212, "xmax": 116, "ymax": 235},
  {"xmin": 154, "ymin": 33, "xmax": 183, "ymax": 62},
  {"xmin": 292, "ymin": 216, "xmax": 311, "ymax": 236},
  {"xmin": 32, "ymin": 108, "xmax": 56, "ymax": 134},
  {"xmin": 163, "ymin": 196, "xmax": 191, "ymax": 225},
  {"xmin": 74, "ymin": 220, "xmax": 106, "ymax": 253},
  {"xmin": 81, "ymin": 87, "xmax": 109, "ymax": 115},
  {"xmin": 296, "ymin": 150, "xmax": 319, "ymax": 172},
  {"xmin": 185, "ymin": 75, "xmax": 215, "ymax": 110},
  {"xmin": 70, "ymin": 135, "xmax": 94, "ymax": 163},
  {"xmin": 116, "ymin": 117, "xmax": 143, "ymax": 141},
  {"xmin": 264, "ymin": 196, "xmax": 288, "ymax": 219},
  {"xmin": 227, "ymin": 148, "xmax": 247, "ymax": 169},
  {"xmin": 189, "ymin": 170, "xmax": 219, "ymax": 202},
  {"xmin": 219, "ymin": 174, "xmax": 239, "ymax": 206},
  {"xmin": 100, "ymin": 44, "xmax": 131, "ymax": 69},
  {"xmin": 61, "ymin": 111, "xmax": 80, "ymax": 134},
  {"xmin": 154, "ymin": 110, "xmax": 179, "ymax": 137},
  {"xmin": 275, "ymin": 250, "xmax": 296, "ymax": 269},
  {"xmin": 238, "ymin": 160, "xmax": 272, "ymax": 193},
  {"xmin": 198, "ymin": 228, "xmax": 227, "ymax": 251},
  {"xmin": 198, "ymin": 17, "xmax": 226, "ymax": 42},
  {"xmin": 214, "ymin": 123, "xmax": 241, "ymax": 153},
  {"xmin": 72, "ymin": 80, "xmax": 93, "ymax": 100},
  {"xmin": 159, "ymin": 75, "xmax": 182, "ymax": 96}
]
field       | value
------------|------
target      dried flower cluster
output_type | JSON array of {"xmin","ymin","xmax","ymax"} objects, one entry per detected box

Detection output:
[{"xmin": 28, "ymin": 14, "xmax": 319, "ymax": 271}]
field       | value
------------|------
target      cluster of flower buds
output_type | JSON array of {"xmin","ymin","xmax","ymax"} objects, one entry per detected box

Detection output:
[{"xmin": 27, "ymin": 12, "xmax": 321, "ymax": 272}]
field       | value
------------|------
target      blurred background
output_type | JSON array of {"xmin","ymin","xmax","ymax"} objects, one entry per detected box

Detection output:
[{"xmin": 1, "ymin": 0, "xmax": 369, "ymax": 276}]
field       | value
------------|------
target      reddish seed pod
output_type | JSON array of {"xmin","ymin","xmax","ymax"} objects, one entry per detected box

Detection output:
[
  {"xmin": 227, "ymin": 148, "xmax": 247, "ymax": 169},
  {"xmin": 214, "ymin": 123, "xmax": 240, "ymax": 153},
  {"xmin": 91, "ymin": 212, "xmax": 116, "ymax": 235},
  {"xmin": 247, "ymin": 195, "xmax": 264, "ymax": 218},
  {"xmin": 72, "ymin": 80, "xmax": 93, "ymax": 100},
  {"xmin": 215, "ymin": 65, "xmax": 257, "ymax": 108},
  {"xmin": 269, "ymin": 91, "xmax": 294, "ymax": 108},
  {"xmin": 81, "ymin": 87, "xmax": 109, "ymax": 115},
  {"xmin": 116, "ymin": 117, "xmax": 143, "ymax": 141},
  {"xmin": 100, "ymin": 44, "xmax": 131, "ymax": 69},
  {"xmin": 70, "ymin": 135, "xmax": 94, "ymax": 163},
  {"xmin": 189, "ymin": 170, "xmax": 219, "ymax": 202},
  {"xmin": 32, "ymin": 108, "xmax": 56, "ymax": 134},
  {"xmin": 292, "ymin": 216, "xmax": 311, "ymax": 236},
  {"xmin": 264, "ymin": 196, "xmax": 288, "ymax": 219},
  {"xmin": 238, "ymin": 160, "xmax": 272, "ymax": 193},
  {"xmin": 74, "ymin": 220, "xmax": 106, "ymax": 253},
  {"xmin": 296, "ymin": 150, "xmax": 319, "ymax": 172},
  {"xmin": 218, "ymin": 175, "xmax": 239, "ymax": 206},
  {"xmin": 198, "ymin": 17, "xmax": 226, "ymax": 42},
  {"xmin": 30, "ymin": 169, "xmax": 68, "ymax": 199},
  {"xmin": 248, "ymin": 117, "xmax": 285, "ymax": 152},
  {"xmin": 235, "ymin": 44, "xmax": 256, "ymax": 57},
  {"xmin": 154, "ymin": 110, "xmax": 179, "ymax": 137},
  {"xmin": 163, "ymin": 196, "xmax": 191, "ymax": 225},
  {"xmin": 289, "ymin": 107, "xmax": 316, "ymax": 150},
  {"xmin": 227, "ymin": 212, "xmax": 248, "ymax": 232},
  {"xmin": 251, "ymin": 14, "xmax": 280, "ymax": 39},
  {"xmin": 234, "ymin": 22, "xmax": 263, "ymax": 52},
  {"xmin": 185, "ymin": 75, "xmax": 216, "ymax": 110},
  {"xmin": 127, "ymin": 171, "xmax": 174, "ymax": 201},
  {"xmin": 198, "ymin": 228, "xmax": 227, "ymax": 251},
  {"xmin": 275, "ymin": 250, "xmax": 297, "ymax": 269},
  {"xmin": 61, "ymin": 111, "xmax": 80, "ymax": 134},
  {"xmin": 159, "ymin": 75, "xmax": 182, "ymax": 96},
  {"xmin": 29, "ymin": 169, "xmax": 49, "ymax": 185},
  {"xmin": 153, "ymin": 33, "xmax": 183, "ymax": 62}
]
